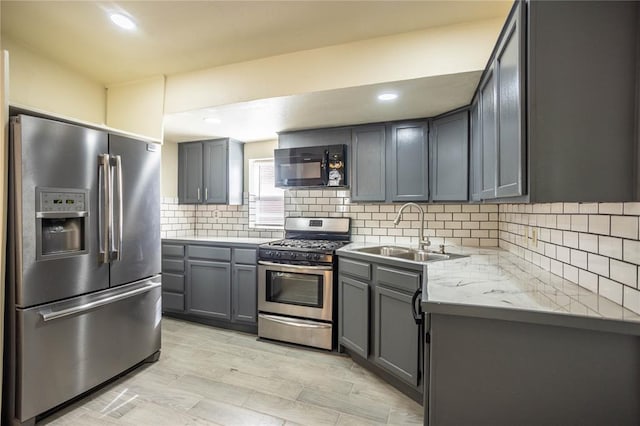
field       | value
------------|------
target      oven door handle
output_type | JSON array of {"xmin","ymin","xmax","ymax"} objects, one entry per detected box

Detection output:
[
  {"xmin": 259, "ymin": 314, "xmax": 332, "ymax": 329},
  {"xmin": 258, "ymin": 261, "xmax": 333, "ymax": 271}
]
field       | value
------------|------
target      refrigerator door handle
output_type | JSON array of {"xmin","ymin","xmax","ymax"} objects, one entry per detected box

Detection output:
[
  {"xmin": 98, "ymin": 154, "xmax": 110, "ymax": 264},
  {"xmin": 115, "ymin": 155, "xmax": 123, "ymax": 261},
  {"xmin": 40, "ymin": 281, "xmax": 161, "ymax": 322}
]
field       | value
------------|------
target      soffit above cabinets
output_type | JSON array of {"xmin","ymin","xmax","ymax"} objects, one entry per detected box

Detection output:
[{"xmin": 163, "ymin": 71, "xmax": 483, "ymax": 143}]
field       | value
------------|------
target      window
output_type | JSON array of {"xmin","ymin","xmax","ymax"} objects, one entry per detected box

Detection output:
[{"xmin": 249, "ymin": 158, "xmax": 284, "ymax": 228}]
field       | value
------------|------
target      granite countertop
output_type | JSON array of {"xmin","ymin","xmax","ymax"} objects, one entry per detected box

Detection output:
[
  {"xmin": 162, "ymin": 236, "xmax": 276, "ymax": 245},
  {"xmin": 337, "ymin": 243, "xmax": 640, "ymax": 328}
]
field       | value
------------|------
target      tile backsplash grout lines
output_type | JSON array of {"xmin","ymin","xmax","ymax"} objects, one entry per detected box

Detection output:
[
  {"xmin": 499, "ymin": 202, "xmax": 640, "ymax": 314},
  {"xmin": 161, "ymin": 189, "xmax": 500, "ymax": 247}
]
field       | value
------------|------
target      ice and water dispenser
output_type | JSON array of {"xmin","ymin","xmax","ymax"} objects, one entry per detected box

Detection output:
[{"xmin": 36, "ymin": 188, "xmax": 89, "ymax": 259}]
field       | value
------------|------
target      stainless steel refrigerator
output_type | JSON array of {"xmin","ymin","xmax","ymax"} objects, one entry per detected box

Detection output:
[{"xmin": 4, "ymin": 114, "xmax": 162, "ymax": 425}]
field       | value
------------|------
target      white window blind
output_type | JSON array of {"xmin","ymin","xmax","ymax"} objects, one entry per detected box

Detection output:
[{"xmin": 249, "ymin": 158, "xmax": 284, "ymax": 228}]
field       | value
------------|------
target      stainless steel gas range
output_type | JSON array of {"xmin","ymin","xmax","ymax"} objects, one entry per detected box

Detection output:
[{"xmin": 257, "ymin": 217, "xmax": 350, "ymax": 350}]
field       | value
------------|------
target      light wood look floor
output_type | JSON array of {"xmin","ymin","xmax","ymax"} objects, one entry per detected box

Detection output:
[{"xmin": 40, "ymin": 317, "xmax": 423, "ymax": 426}]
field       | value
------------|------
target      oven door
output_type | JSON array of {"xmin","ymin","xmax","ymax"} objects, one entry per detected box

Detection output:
[{"xmin": 258, "ymin": 261, "xmax": 333, "ymax": 321}]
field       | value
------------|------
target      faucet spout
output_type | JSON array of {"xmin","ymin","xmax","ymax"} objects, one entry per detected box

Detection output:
[{"xmin": 393, "ymin": 202, "xmax": 431, "ymax": 251}]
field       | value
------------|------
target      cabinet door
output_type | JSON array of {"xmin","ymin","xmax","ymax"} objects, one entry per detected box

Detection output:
[
  {"xmin": 469, "ymin": 99, "xmax": 482, "ymax": 201},
  {"xmin": 495, "ymin": 3, "xmax": 525, "ymax": 198},
  {"xmin": 186, "ymin": 260, "xmax": 231, "ymax": 320},
  {"xmin": 178, "ymin": 142, "xmax": 203, "ymax": 204},
  {"xmin": 430, "ymin": 111, "xmax": 469, "ymax": 201},
  {"xmin": 203, "ymin": 140, "xmax": 228, "ymax": 204},
  {"xmin": 479, "ymin": 66, "xmax": 497, "ymax": 199},
  {"xmin": 351, "ymin": 125, "xmax": 386, "ymax": 202},
  {"xmin": 388, "ymin": 122, "xmax": 429, "ymax": 202},
  {"xmin": 232, "ymin": 264, "xmax": 257, "ymax": 324},
  {"xmin": 338, "ymin": 275, "xmax": 369, "ymax": 358},
  {"xmin": 373, "ymin": 285, "xmax": 420, "ymax": 387}
]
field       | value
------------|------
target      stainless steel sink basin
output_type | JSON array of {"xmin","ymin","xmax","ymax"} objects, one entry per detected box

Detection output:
[
  {"xmin": 353, "ymin": 245, "xmax": 412, "ymax": 256},
  {"xmin": 352, "ymin": 246, "xmax": 467, "ymax": 263}
]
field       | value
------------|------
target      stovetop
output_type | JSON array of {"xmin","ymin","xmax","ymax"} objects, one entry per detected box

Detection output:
[{"xmin": 264, "ymin": 239, "xmax": 349, "ymax": 252}]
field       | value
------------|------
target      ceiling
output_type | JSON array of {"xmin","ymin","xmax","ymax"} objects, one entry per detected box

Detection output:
[{"xmin": 1, "ymin": 1, "xmax": 512, "ymax": 143}]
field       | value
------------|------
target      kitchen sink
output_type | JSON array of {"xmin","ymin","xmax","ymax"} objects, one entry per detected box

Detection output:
[
  {"xmin": 352, "ymin": 246, "xmax": 467, "ymax": 263},
  {"xmin": 353, "ymin": 246, "xmax": 413, "ymax": 256}
]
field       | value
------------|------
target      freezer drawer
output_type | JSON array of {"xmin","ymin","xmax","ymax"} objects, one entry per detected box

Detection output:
[
  {"xmin": 15, "ymin": 277, "xmax": 162, "ymax": 422},
  {"xmin": 258, "ymin": 313, "xmax": 332, "ymax": 350}
]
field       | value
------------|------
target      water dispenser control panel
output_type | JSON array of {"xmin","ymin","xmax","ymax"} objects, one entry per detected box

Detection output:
[{"xmin": 40, "ymin": 191, "xmax": 86, "ymax": 212}]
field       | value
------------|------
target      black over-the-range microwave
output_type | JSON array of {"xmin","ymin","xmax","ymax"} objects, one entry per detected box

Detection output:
[{"xmin": 274, "ymin": 144, "xmax": 347, "ymax": 188}]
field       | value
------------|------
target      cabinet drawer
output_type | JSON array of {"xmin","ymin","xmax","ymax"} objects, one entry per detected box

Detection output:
[
  {"xmin": 163, "ymin": 273, "xmax": 184, "ymax": 293},
  {"xmin": 162, "ymin": 244, "xmax": 184, "ymax": 258},
  {"xmin": 339, "ymin": 258, "xmax": 371, "ymax": 280},
  {"xmin": 187, "ymin": 245, "xmax": 231, "ymax": 261},
  {"xmin": 234, "ymin": 248, "xmax": 257, "ymax": 265},
  {"xmin": 162, "ymin": 259, "xmax": 184, "ymax": 273},
  {"xmin": 376, "ymin": 266, "xmax": 420, "ymax": 293},
  {"xmin": 162, "ymin": 292, "xmax": 184, "ymax": 312}
]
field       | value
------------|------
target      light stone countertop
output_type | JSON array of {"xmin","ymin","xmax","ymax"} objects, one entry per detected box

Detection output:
[
  {"xmin": 337, "ymin": 243, "xmax": 640, "ymax": 326},
  {"xmin": 162, "ymin": 236, "xmax": 276, "ymax": 245}
]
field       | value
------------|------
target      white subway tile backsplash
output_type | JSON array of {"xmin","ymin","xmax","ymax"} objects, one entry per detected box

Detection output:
[
  {"xmin": 610, "ymin": 259, "xmax": 637, "ymax": 287},
  {"xmin": 611, "ymin": 216, "xmax": 638, "ymax": 239},
  {"xmin": 599, "ymin": 277, "xmax": 623, "ymax": 304},
  {"xmin": 499, "ymin": 201, "xmax": 640, "ymax": 304},
  {"xmin": 623, "ymin": 239, "xmax": 640, "ymax": 266}
]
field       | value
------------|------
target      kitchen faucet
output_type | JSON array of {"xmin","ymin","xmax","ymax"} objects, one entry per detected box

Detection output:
[{"xmin": 393, "ymin": 202, "xmax": 431, "ymax": 251}]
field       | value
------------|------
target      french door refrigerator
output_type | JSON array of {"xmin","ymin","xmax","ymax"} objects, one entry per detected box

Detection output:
[{"xmin": 4, "ymin": 114, "xmax": 162, "ymax": 425}]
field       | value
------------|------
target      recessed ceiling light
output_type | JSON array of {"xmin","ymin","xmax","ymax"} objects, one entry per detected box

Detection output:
[
  {"xmin": 203, "ymin": 117, "xmax": 221, "ymax": 124},
  {"xmin": 378, "ymin": 93, "xmax": 398, "ymax": 101},
  {"xmin": 110, "ymin": 13, "xmax": 136, "ymax": 30}
]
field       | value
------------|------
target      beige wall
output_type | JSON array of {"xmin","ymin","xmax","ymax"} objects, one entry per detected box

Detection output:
[
  {"xmin": 161, "ymin": 141, "xmax": 178, "ymax": 198},
  {"xmin": 164, "ymin": 18, "xmax": 504, "ymax": 113},
  {"xmin": 1, "ymin": 37, "xmax": 105, "ymax": 124},
  {"xmin": 243, "ymin": 139, "xmax": 277, "ymax": 192},
  {"xmin": 106, "ymin": 75, "xmax": 165, "ymax": 140}
]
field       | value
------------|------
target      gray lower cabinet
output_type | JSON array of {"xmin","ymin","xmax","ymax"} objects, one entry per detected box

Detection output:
[
  {"xmin": 178, "ymin": 138, "xmax": 244, "ymax": 205},
  {"xmin": 161, "ymin": 243, "xmax": 186, "ymax": 312},
  {"xmin": 187, "ymin": 260, "xmax": 231, "ymax": 320},
  {"xmin": 429, "ymin": 111, "xmax": 469, "ymax": 201},
  {"xmin": 338, "ymin": 255, "xmax": 423, "ymax": 400},
  {"xmin": 338, "ymin": 274, "xmax": 369, "ymax": 358},
  {"xmin": 373, "ymin": 284, "xmax": 420, "ymax": 386},
  {"xmin": 232, "ymin": 264, "xmax": 257, "ymax": 324},
  {"xmin": 161, "ymin": 241, "xmax": 258, "ymax": 330}
]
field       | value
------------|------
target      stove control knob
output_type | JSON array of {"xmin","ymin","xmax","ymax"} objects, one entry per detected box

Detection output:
[
  {"xmin": 290, "ymin": 253, "xmax": 297, "ymax": 259},
  {"xmin": 305, "ymin": 253, "xmax": 312, "ymax": 260},
  {"xmin": 275, "ymin": 251, "xmax": 282, "ymax": 258},
  {"xmin": 314, "ymin": 254, "xmax": 321, "ymax": 261}
]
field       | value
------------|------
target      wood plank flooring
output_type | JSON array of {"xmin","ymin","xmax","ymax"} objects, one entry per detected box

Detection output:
[{"xmin": 40, "ymin": 317, "xmax": 423, "ymax": 426}]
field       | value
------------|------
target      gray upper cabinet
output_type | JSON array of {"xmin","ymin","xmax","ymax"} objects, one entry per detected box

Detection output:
[
  {"xmin": 479, "ymin": 66, "xmax": 497, "ymax": 200},
  {"xmin": 469, "ymin": 100, "xmax": 482, "ymax": 201},
  {"xmin": 430, "ymin": 111, "xmax": 469, "ymax": 201},
  {"xmin": 388, "ymin": 122, "xmax": 429, "ymax": 202},
  {"xmin": 178, "ymin": 138, "xmax": 244, "ymax": 205},
  {"xmin": 351, "ymin": 125, "xmax": 386, "ymax": 202},
  {"xmin": 495, "ymin": 2, "xmax": 525, "ymax": 198},
  {"xmin": 203, "ymin": 140, "xmax": 228, "ymax": 204},
  {"xmin": 178, "ymin": 142, "xmax": 203, "ymax": 204}
]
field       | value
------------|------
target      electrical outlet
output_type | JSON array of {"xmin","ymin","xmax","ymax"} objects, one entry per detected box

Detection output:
[{"xmin": 212, "ymin": 210, "xmax": 220, "ymax": 219}]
